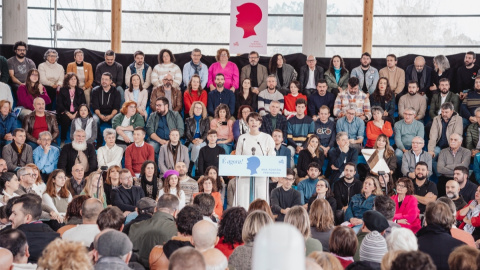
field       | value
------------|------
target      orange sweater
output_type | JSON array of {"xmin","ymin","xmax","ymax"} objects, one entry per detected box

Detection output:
[
  {"xmin": 193, "ymin": 191, "xmax": 223, "ymax": 218},
  {"xmin": 125, "ymin": 143, "xmax": 155, "ymax": 176},
  {"xmin": 365, "ymin": 121, "xmax": 393, "ymax": 148},
  {"xmin": 66, "ymin": 62, "xmax": 94, "ymax": 89}
]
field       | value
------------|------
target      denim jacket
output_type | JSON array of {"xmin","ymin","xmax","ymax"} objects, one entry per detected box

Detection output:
[{"xmin": 344, "ymin": 193, "xmax": 376, "ymax": 221}]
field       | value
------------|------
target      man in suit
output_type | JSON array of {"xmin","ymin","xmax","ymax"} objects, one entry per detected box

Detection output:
[
  {"xmin": 299, "ymin": 55, "xmax": 324, "ymax": 97},
  {"xmin": 240, "ymin": 51, "xmax": 268, "ymax": 93},
  {"xmin": 112, "ymin": 168, "xmax": 145, "ymax": 215}
]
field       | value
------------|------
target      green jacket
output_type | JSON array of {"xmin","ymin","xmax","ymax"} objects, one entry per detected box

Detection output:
[
  {"xmin": 325, "ymin": 69, "xmax": 350, "ymax": 93},
  {"xmin": 146, "ymin": 110, "xmax": 184, "ymax": 138},
  {"xmin": 112, "ymin": 112, "xmax": 145, "ymax": 131},
  {"xmin": 128, "ymin": 211, "xmax": 178, "ymax": 267},
  {"xmin": 428, "ymin": 92, "xmax": 461, "ymax": 120},
  {"xmin": 466, "ymin": 122, "xmax": 479, "ymax": 150}
]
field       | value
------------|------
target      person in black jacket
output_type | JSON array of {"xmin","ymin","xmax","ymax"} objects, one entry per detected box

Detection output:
[
  {"xmin": 299, "ymin": 55, "xmax": 324, "ymax": 96},
  {"xmin": 56, "ymin": 73, "xmax": 86, "ymax": 144},
  {"xmin": 327, "ymin": 132, "xmax": 358, "ymax": 186},
  {"xmin": 9, "ymin": 194, "xmax": 59, "ymax": 263},
  {"xmin": 112, "ymin": 168, "xmax": 145, "ymax": 213},
  {"xmin": 307, "ymin": 178, "xmax": 336, "ymax": 212},
  {"xmin": 297, "ymin": 136, "xmax": 325, "ymax": 179},
  {"xmin": 184, "ymin": 101, "xmax": 210, "ymax": 176},
  {"xmin": 57, "ymin": 129, "xmax": 98, "ymax": 177},
  {"xmin": 332, "ymin": 163, "xmax": 363, "ymax": 225}
]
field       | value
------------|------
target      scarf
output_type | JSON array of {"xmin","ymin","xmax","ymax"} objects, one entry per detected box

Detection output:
[
  {"xmin": 190, "ymin": 60, "xmax": 202, "ymax": 75},
  {"xmin": 141, "ymin": 175, "xmax": 158, "ymax": 200},
  {"xmin": 73, "ymin": 117, "xmax": 93, "ymax": 140},
  {"xmin": 10, "ymin": 142, "xmax": 24, "ymax": 167},
  {"xmin": 194, "ymin": 115, "xmax": 202, "ymax": 138},
  {"xmin": 239, "ymin": 119, "xmax": 250, "ymax": 135},
  {"xmin": 464, "ymin": 200, "xmax": 480, "ymax": 234},
  {"xmin": 168, "ymin": 142, "xmax": 180, "ymax": 168},
  {"xmin": 411, "ymin": 67, "xmax": 427, "ymax": 89},
  {"xmin": 334, "ymin": 67, "xmax": 342, "ymax": 83},
  {"xmin": 69, "ymin": 88, "xmax": 76, "ymax": 112}
]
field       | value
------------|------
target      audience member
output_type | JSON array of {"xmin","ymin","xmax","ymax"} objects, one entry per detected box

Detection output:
[
  {"xmin": 466, "ymin": 107, "xmax": 480, "ymax": 183},
  {"xmin": 272, "ymin": 128, "xmax": 292, "ymax": 170},
  {"xmin": 437, "ymin": 196, "xmax": 476, "ymax": 247},
  {"xmin": 233, "ymin": 105, "xmax": 253, "ymax": 142},
  {"xmin": 370, "ymin": 134, "xmax": 397, "ymax": 176},
  {"xmin": 104, "ymin": 165, "xmax": 121, "ymax": 205},
  {"xmin": 366, "ymin": 106, "xmax": 393, "ymax": 148},
  {"xmin": 369, "ymin": 77, "xmax": 396, "ymax": 124},
  {"xmin": 197, "ymin": 130, "xmax": 225, "ymax": 176},
  {"xmin": 159, "ymin": 170, "xmax": 186, "ymax": 210},
  {"xmin": 70, "ymin": 103, "xmax": 97, "ymax": 144},
  {"xmin": 57, "ymin": 129, "xmax": 97, "ymax": 176},
  {"xmin": 125, "ymin": 127, "xmax": 154, "ymax": 177},
  {"xmin": 448, "ymin": 245, "xmax": 480, "ymax": 270},
  {"xmin": 430, "ymin": 55, "xmax": 454, "ymax": 96},
  {"xmin": 391, "ymin": 177, "xmax": 422, "ymax": 233},
  {"xmin": 325, "ymin": 55, "xmax": 349, "ymax": 96},
  {"xmin": 42, "ymin": 169, "xmax": 72, "ymax": 216},
  {"xmin": 209, "ymin": 104, "xmax": 234, "ymax": 154},
  {"xmin": 456, "ymin": 51, "xmax": 479, "ymax": 94},
  {"xmin": 258, "ymin": 75, "xmax": 285, "ymax": 116},
  {"xmin": 0, "ymin": 101, "xmax": 17, "ymax": 156},
  {"xmin": 195, "ymin": 176, "xmax": 222, "ymax": 219},
  {"xmin": 299, "ymin": 55, "xmax": 324, "ymax": 96},
  {"xmin": 112, "ymin": 169, "xmax": 145, "ymax": 213},
  {"xmin": 428, "ymin": 78, "xmax": 460, "ymax": 121},
  {"xmin": 125, "ymin": 50, "xmax": 152, "ymax": 91},
  {"xmin": 453, "ymin": 166, "xmax": 478, "ymax": 202},
  {"xmin": 207, "ymin": 73, "xmax": 235, "ymax": 117},
  {"xmin": 309, "ymin": 198, "xmax": 335, "ymax": 251},
  {"xmin": 308, "ymin": 80, "xmax": 336, "ymax": 118},
  {"xmin": 56, "ymin": 194, "xmax": 89, "ymax": 236},
  {"xmin": 445, "ymin": 180, "xmax": 467, "ymax": 212},
  {"xmin": 96, "ymin": 206, "xmax": 125, "ymax": 231},
  {"xmin": 192, "ymin": 220, "xmax": 219, "ymax": 252},
  {"xmin": 97, "ymin": 128, "xmax": 123, "ymax": 167},
  {"xmin": 208, "ymin": 48, "xmax": 239, "ymax": 91},
  {"xmin": 152, "ymin": 49, "xmax": 182, "ymax": 89},
  {"xmin": 460, "ymin": 75, "xmax": 480, "ymax": 125},
  {"xmin": 138, "ymin": 160, "xmax": 162, "ymax": 200},
  {"xmin": 284, "ymin": 81, "xmax": 307, "ymax": 119},
  {"xmin": 437, "ymin": 133, "xmax": 470, "ymax": 196},
  {"xmin": 287, "ymin": 98, "xmax": 315, "ymax": 156},
  {"xmin": 62, "ymin": 198, "xmax": 103, "ymax": 247},
  {"xmin": 0, "ymin": 229, "xmax": 37, "ymax": 269},
  {"xmin": 123, "ymin": 197, "xmax": 156, "ymax": 235},
  {"xmin": 401, "ymin": 136, "xmax": 433, "ymax": 178},
  {"xmin": 175, "ymin": 162, "xmax": 198, "ymax": 205},
  {"xmin": 37, "ymin": 239, "xmax": 92, "ymax": 270},
  {"xmin": 259, "ymin": 100, "xmax": 287, "ymax": 139},
  {"xmin": 398, "ymin": 80, "xmax": 427, "ymax": 120},
  {"xmin": 185, "ymin": 101, "xmax": 210, "ymax": 174},
  {"xmin": 23, "ymin": 97, "xmax": 58, "ymax": 149},
  {"xmin": 94, "ymin": 229, "xmax": 134, "ymax": 270},
  {"xmin": 344, "ymin": 176, "xmax": 381, "ymax": 231},
  {"xmin": 268, "ymin": 53, "xmax": 297, "ymax": 95},
  {"xmin": 184, "ymin": 74, "xmax": 208, "ymax": 115},
  {"xmin": 328, "ymin": 132, "xmax": 358, "ymax": 185},
  {"xmin": 169, "ymin": 246, "xmax": 206, "ymax": 270},
  {"xmin": 379, "ymin": 54, "xmax": 405, "ymax": 95},
  {"xmin": 308, "ymin": 251, "xmax": 343, "ymax": 270},
  {"xmin": 333, "ymin": 77, "xmax": 372, "ymax": 120},
  {"xmin": 66, "ymin": 164, "xmax": 85, "ymax": 196},
  {"xmin": 297, "ymin": 136, "xmax": 325, "ymax": 179},
  {"xmin": 285, "ymin": 206, "xmax": 323, "ymax": 255},
  {"xmin": 405, "ymin": 56, "xmax": 433, "ymax": 96},
  {"xmin": 215, "ymin": 207, "xmax": 247, "ymax": 258},
  {"xmin": 16, "ymin": 71, "xmax": 51, "ymax": 121},
  {"xmin": 240, "ymin": 51, "xmax": 268, "ymax": 93},
  {"xmin": 247, "ymin": 199, "xmax": 275, "ymax": 221},
  {"xmin": 394, "ymin": 107, "xmax": 425, "ymax": 166},
  {"xmin": 32, "ymin": 131, "xmax": 59, "ymax": 178},
  {"xmin": 158, "ymin": 129, "xmax": 189, "ymax": 175},
  {"xmin": 413, "ymin": 161, "xmax": 438, "ymax": 214},
  {"xmin": 456, "ymin": 186, "xmax": 480, "ymax": 240},
  {"xmin": 390, "ymin": 250, "xmax": 436, "ymax": 270},
  {"xmin": 150, "ymin": 73, "xmax": 183, "ymax": 114},
  {"xmin": 235, "ymin": 79, "xmax": 258, "ymax": 116},
  {"xmin": 183, "ymin": 48, "xmax": 208, "ymax": 89},
  {"xmin": 336, "ymin": 104, "xmax": 365, "ymax": 152},
  {"xmin": 7, "ymin": 41, "xmax": 36, "ymax": 95},
  {"xmin": 329, "ymin": 226, "xmax": 357, "ymax": 268},
  {"xmin": 374, "ymin": 195, "xmax": 401, "ymax": 237},
  {"xmin": 80, "ymin": 171, "xmax": 107, "ymax": 207},
  {"xmin": 270, "ymin": 169, "xmax": 302, "ymax": 221},
  {"xmin": 350, "ymin": 52, "xmax": 379, "ymax": 95},
  {"xmin": 66, "ymin": 49, "xmax": 94, "ymax": 105},
  {"xmin": 93, "ymin": 50, "xmax": 124, "ymax": 101},
  {"xmin": 112, "ymin": 100, "xmax": 146, "ymax": 149},
  {"xmin": 0, "ymin": 172, "xmax": 20, "ymax": 207},
  {"xmin": 297, "ymin": 162, "xmax": 321, "ymax": 206},
  {"xmin": 202, "ymin": 166, "xmax": 226, "ymax": 207}
]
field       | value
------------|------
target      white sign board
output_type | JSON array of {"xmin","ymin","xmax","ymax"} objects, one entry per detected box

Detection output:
[
  {"xmin": 229, "ymin": 0, "xmax": 268, "ymax": 54},
  {"xmin": 218, "ymin": 155, "xmax": 286, "ymax": 177}
]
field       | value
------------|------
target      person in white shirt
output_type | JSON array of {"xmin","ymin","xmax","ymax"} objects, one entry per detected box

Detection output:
[
  {"xmin": 62, "ymin": 198, "xmax": 103, "ymax": 247},
  {"xmin": 158, "ymin": 170, "xmax": 185, "ymax": 210},
  {"xmin": 42, "ymin": 169, "xmax": 73, "ymax": 216},
  {"xmin": 97, "ymin": 128, "xmax": 124, "ymax": 167}
]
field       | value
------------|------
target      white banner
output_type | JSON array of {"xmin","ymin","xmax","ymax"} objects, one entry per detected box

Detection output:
[
  {"xmin": 218, "ymin": 155, "xmax": 286, "ymax": 177},
  {"xmin": 230, "ymin": 0, "xmax": 268, "ymax": 54}
]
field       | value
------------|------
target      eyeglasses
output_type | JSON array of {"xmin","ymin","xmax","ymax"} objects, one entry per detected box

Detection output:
[
  {"xmin": 412, "ymin": 142, "xmax": 423, "ymax": 144},
  {"xmin": 284, "ymin": 177, "xmax": 295, "ymax": 181},
  {"xmin": 128, "ymin": 106, "xmax": 136, "ymax": 109},
  {"xmin": 73, "ymin": 169, "xmax": 83, "ymax": 173},
  {"xmin": 22, "ymin": 173, "xmax": 32, "ymax": 177},
  {"xmin": 396, "ymin": 184, "xmax": 406, "ymax": 189},
  {"xmin": 163, "ymin": 79, "xmax": 173, "ymax": 82},
  {"xmin": 16, "ymin": 49, "xmax": 26, "ymax": 52}
]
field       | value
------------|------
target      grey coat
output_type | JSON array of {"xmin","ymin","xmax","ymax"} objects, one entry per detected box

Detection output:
[
  {"xmin": 158, "ymin": 143, "xmax": 189, "ymax": 175},
  {"xmin": 401, "ymin": 150, "xmax": 433, "ymax": 178},
  {"xmin": 2, "ymin": 143, "xmax": 33, "ymax": 171}
]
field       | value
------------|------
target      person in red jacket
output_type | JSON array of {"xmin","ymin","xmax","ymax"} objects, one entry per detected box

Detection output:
[
  {"xmin": 366, "ymin": 106, "xmax": 393, "ymax": 148},
  {"xmin": 184, "ymin": 74, "xmax": 207, "ymax": 115},
  {"xmin": 125, "ymin": 127, "xmax": 154, "ymax": 177},
  {"xmin": 456, "ymin": 185, "xmax": 480, "ymax": 238}
]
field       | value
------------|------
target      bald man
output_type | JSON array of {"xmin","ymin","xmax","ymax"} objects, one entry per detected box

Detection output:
[
  {"xmin": 202, "ymin": 248, "xmax": 228, "ymax": 270},
  {"xmin": 299, "ymin": 55, "xmax": 324, "ymax": 97},
  {"xmin": 405, "ymin": 56, "xmax": 432, "ymax": 96},
  {"xmin": 0, "ymin": 248, "xmax": 13, "ymax": 270},
  {"xmin": 62, "ymin": 198, "xmax": 104, "ymax": 246},
  {"xmin": 192, "ymin": 220, "xmax": 219, "ymax": 252},
  {"xmin": 169, "ymin": 247, "xmax": 205, "ymax": 270},
  {"xmin": 445, "ymin": 180, "xmax": 467, "ymax": 211}
]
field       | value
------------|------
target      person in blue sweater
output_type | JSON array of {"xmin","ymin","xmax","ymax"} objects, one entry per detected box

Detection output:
[
  {"xmin": 297, "ymin": 162, "xmax": 322, "ymax": 206},
  {"xmin": 287, "ymin": 98, "xmax": 315, "ymax": 158},
  {"xmin": 207, "ymin": 73, "xmax": 235, "ymax": 117},
  {"xmin": 32, "ymin": 131, "xmax": 59, "ymax": 180},
  {"xmin": 0, "ymin": 100, "xmax": 18, "ymax": 157}
]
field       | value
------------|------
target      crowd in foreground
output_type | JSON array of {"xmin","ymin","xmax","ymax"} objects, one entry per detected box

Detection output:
[{"xmin": 1, "ymin": 42, "xmax": 480, "ymax": 269}]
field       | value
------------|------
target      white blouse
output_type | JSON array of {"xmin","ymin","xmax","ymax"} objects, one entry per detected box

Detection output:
[{"xmin": 158, "ymin": 187, "xmax": 185, "ymax": 210}]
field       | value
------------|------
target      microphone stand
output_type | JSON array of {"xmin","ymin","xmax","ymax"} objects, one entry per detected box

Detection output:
[{"xmin": 97, "ymin": 166, "xmax": 109, "ymax": 198}]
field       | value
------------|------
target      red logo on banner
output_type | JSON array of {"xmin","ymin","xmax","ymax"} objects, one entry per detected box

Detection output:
[{"xmin": 236, "ymin": 3, "xmax": 263, "ymax": 38}]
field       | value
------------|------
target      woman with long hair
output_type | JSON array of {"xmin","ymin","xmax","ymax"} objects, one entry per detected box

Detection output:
[
  {"xmin": 202, "ymin": 166, "xmax": 226, "ymax": 205},
  {"xmin": 151, "ymin": 48, "xmax": 182, "ymax": 88},
  {"xmin": 430, "ymin": 55, "xmax": 454, "ymax": 95},
  {"xmin": 309, "ymin": 198, "xmax": 335, "ymax": 251},
  {"xmin": 104, "ymin": 165, "xmax": 121, "ymax": 205},
  {"xmin": 247, "ymin": 199, "xmax": 275, "ymax": 221},
  {"xmin": 378, "ymin": 172, "xmax": 396, "ymax": 196},
  {"xmin": 268, "ymin": 53, "xmax": 297, "ymax": 95},
  {"xmin": 184, "ymin": 74, "xmax": 208, "ymax": 115},
  {"xmin": 26, "ymin": 163, "xmax": 47, "ymax": 195},
  {"xmin": 233, "ymin": 105, "xmax": 253, "ymax": 142},
  {"xmin": 210, "ymin": 104, "xmax": 234, "ymax": 154},
  {"xmin": 324, "ymin": 55, "xmax": 349, "ymax": 96},
  {"xmin": 307, "ymin": 179, "xmax": 336, "ymax": 212},
  {"xmin": 283, "ymin": 80, "xmax": 307, "ymax": 119},
  {"xmin": 80, "ymin": 171, "xmax": 107, "ymax": 208},
  {"xmin": 207, "ymin": 48, "xmax": 239, "ymax": 91},
  {"xmin": 366, "ymin": 106, "xmax": 393, "ymax": 148},
  {"xmin": 70, "ymin": 104, "xmax": 97, "ymax": 144},
  {"xmin": 138, "ymin": 160, "xmax": 162, "ymax": 200},
  {"xmin": 0, "ymin": 172, "xmax": 19, "ymax": 206},
  {"xmin": 185, "ymin": 101, "xmax": 210, "ymax": 175},
  {"xmin": 370, "ymin": 134, "xmax": 397, "ymax": 176},
  {"xmin": 125, "ymin": 73, "xmax": 148, "ymax": 119},
  {"xmin": 194, "ymin": 176, "xmax": 223, "ymax": 219},
  {"xmin": 17, "ymin": 69, "xmax": 51, "ymax": 119},
  {"xmin": 329, "ymin": 226, "xmax": 358, "ymax": 268},
  {"xmin": 111, "ymin": 100, "xmax": 145, "ymax": 149},
  {"xmin": 42, "ymin": 169, "xmax": 72, "ymax": 216},
  {"xmin": 391, "ymin": 177, "xmax": 421, "ymax": 233},
  {"xmin": 235, "ymin": 78, "xmax": 258, "ymax": 115},
  {"xmin": 285, "ymin": 205, "xmax": 323, "ymax": 255},
  {"xmin": 369, "ymin": 77, "xmax": 395, "ymax": 123},
  {"xmin": 215, "ymin": 207, "xmax": 248, "ymax": 258},
  {"xmin": 457, "ymin": 185, "xmax": 480, "ymax": 240},
  {"xmin": 158, "ymin": 170, "xmax": 185, "ymax": 210},
  {"xmin": 297, "ymin": 136, "xmax": 325, "ymax": 179}
]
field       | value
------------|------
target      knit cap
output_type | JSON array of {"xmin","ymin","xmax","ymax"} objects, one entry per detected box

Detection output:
[
  {"xmin": 96, "ymin": 230, "xmax": 133, "ymax": 257},
  {"xmin": 359, "ymin": 231, "xmax": 388, "ymax": 263}
]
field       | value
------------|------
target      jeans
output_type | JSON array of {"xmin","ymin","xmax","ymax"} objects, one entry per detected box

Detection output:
[
  {"xmin": 218, "ymin": 142, "xmax": 233, "ymax": 155},
  {"xmin": 395, "ymin": 148, "xmax": 405, "ymax": 168},
  {"xmin": 92, "ymin": 114, "xmax": 112, "ymax": 147},
  {"xmin": 431, "ymin": 146, "xmax": 441, "ymax": 178}
]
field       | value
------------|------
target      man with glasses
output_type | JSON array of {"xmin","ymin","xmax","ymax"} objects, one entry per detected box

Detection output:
[
  {"xmin": 150, "ymin": 73, "xmax": 182, "ymax": 113},
  {"xmin": 207, "ymin": 73, "xmax": 235, "ymax": 117},
  {"xmin": 32, "ymin": 131, "xmax": 59, "ymax": 181},
  {"xmin": 394, "ymin": 107, "xmax": 425, "ymax": 167},
  {"xmin": 183, "ymin": 48, "xmax": 208, "ymax": 90},
  {"xmin": 335, "ymin": 104, "xmax": 365, "ymax": 153},
  {"xmin": 437, "ymin": 133, "xmax": 470, "ymax": 197},
  {"xmin": 7, "ymin": 41, "xmax": 36, "ymax": 95},
  {"xmin": 401, "ymin": 136, "xmax": 433, "ymax": 179},
  {"xmin": 66, "ymin": 164, "xmax": 86, "ymax": 196},
  {"xmin": 270, "ymin": 168, "xmax": 301, "ymax": 221},
  {"xmin": 240, "ymin": 51, "xmax": 268, "ymax": 93},
  {"xmin": 112, "ymin": 168, "xmax": 145, "ymax": 214},
  {"xmin": 405, "ymin": 56, "xmax": 432, "ymax": 97},
  {"xmin": 58, "ymin": 129, "xmax": 98, "ymax": 177},
  {"xmin": 299, "ymin": 55, "xmax": 324, "ymax": 97},
  {"xmin": 398, "ymin": 81, "xmax": 427, "ymax": 120}
]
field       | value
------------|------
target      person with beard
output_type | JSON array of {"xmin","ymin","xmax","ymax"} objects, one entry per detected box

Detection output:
[
  {"xmin": 453, "ymin": 166, "xmax": 478, "ymax": 202},
  {"xmin": 466, "ymin": 108, "xmax": 480, "ymax": 183},
  {"xmin": 379, "ymin": 54, "xmax": 405, "ymax": 96},
  {"xmin": 456, "ymin": 51, "xmax": 480, "ymax": 96},
  {"xmin": 461, "ymin": 75, "xmax": 480, "ymax": 125},
  {"xmin": 428, "ymin": 79, "xmax": 460, "ymax": 121},
  {"xmin": 57, "ymin": 129, "xmax": 98, "ymax": 177},
  {"xmin": 333, "ymin": 77, "xmax": 372, "ymax": 121},
  {"xmin": 207, "ymin": 73, "xmax": 235, "ymax": 117},
  {"xmin": 146, "ymin": 97, "xmax": 184, "ymax": 157},
  {"xmin": 150, "ymin": 73, "xmax": 183, "ymax": 113},
  {"xmin": 258, "ymin": 75, "xmax": 285, "ymax": 116},
  {"xmin": 93, "ymin": 50, "xmax": 125, "ymax": 102},
  {"xmin": 0, "ymin": 159, "xmax": 7, "ymax": 176},
  {"xmin": 175, "ymin": 162, "xmax": 198, "ymax": 205},
  {"xmin": 445, "ymin": 180, "xmax": 467, "ymax": 211},
  {"xmin": 125, "ymin": 127, "xmax": 154, "ymax": 177},
  {"xmin": 398, "ymin": 81, "xmax": 427, "ymax": 120},
  {"xmin": 405, "ymin": 56, "xmax": 433, "ymax": 96},
  {"xmin": 112, "ymin": 168, "xmax": 145, "ymax": 214},
  {"xmin": 23, "ymin": 97, "xmax": 58, "ymax": 150},
  {"xmin": 183, "ymin": 48, "xmax": 208, "ymax": 90},
  {"xmin": 125, "ymin": 50, "xmax": 152, "ymax": 91},
  {"xmin": 2, "ymin": 129, "xmax": 32, "ymax": 172},
  {"xmin": 66, "ymin": 164, "xmax": 86, "ymax": 196},
  {"xmin": 240, "ymin": 51, "xmax": 268, "ymax": 93},
  {"xmin": 412, "ymin": 161, "xmax": 438, "ymax": 214},
  {"xmin": 333, "ymin": 162, "xmax": 362, "ymax": 212},
  {"xmin": 350, "ymin": 52, "xmax": 379, "ymax": 95},
  {"xmin": 437, "ymin": 134, "xmax": 470, "ymax": 197},
  {"xmin": 7, "ymin": 41, "xmax": 36, "ymax": 96}
]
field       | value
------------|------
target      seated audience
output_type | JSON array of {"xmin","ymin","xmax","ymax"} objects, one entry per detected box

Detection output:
[
  {"xmin": 240, "ymin": 51, "xmax": 267, "ymax": 94},
  {"xmin": 32, "ymin": 131, "xmax": 59, "ymax": 179},
  {"xmin": 405, "ymin": 56, "xmax": 432, "ymax": 96},
  {"xmin": 308, "ymin": 80, "xmax": 336, "ymax": 118},
  {"xmin": 207, "ymin": 73, "xmax": 235, "ymax": 117},
  {"xmin": 401, "ymin": 136, "xmax": 433, "ymax": 178},
  {"xmin": 258, "ymin": 75, "xmax": 285, "ymax": 116},
  {"xmin": 445, "ymin": 180, "xmax": 467, "ymax": 212},
  {"xmin": 391, "ymin": 177, "xmax": 422, "ymax": 233},
  {"xmin": 66, "ymin": 164, "xmax": 85, "ymax": 197},
  {"xmin": 233, "ymin": 105, "xmax": 253, "ymax": 142},
  {"xmin": 437, "ymin": 133, "xmax": 470, "ymax": 197},
  {"xmin": 185, "ymin": 101, "xmax": 210, "ymax": 174},
  {"xmin": 150, "ymin": 73, "xmax": 183, "ymax": 113},
  {"xmin": 284, "ymin": 81, "xmax": 307, "ymax": 119},
  {"xmin": 23, "ymin": 97, "xmax": 59, "ymax": 150},
  {"xmin": 285, "ymin": 206, "xmax": 323, "ymax": 255},
  {"xmin": 7, "ymin": 41, "xmax": 37, "ymax": 95},
  {"xmin": 456, "ymin": 185, "xmax": 480, "ymax": 240},
  {"xmin": 37, "ymin": 49, "xmax": 64, "ymax": 110},
  {"xmin": 2, "ymin": 128, "xmax": 32, "ymax": 172},
  {"xmin": 259, "ymin": 100, "xmax": 287, "ymax": 139},
  {"xmin": 453, "ymin": 166, "xmax": 477, "ymax": 202},
  {"xmin": 26, "ymin": 164, "xmax": 46, "ymax": 196},
  {"xmin": 352, "ymin": 210, "xmax": 390, "ymax": 262},
  {"xmin": 456, "ymin": 51, "xmax": 479, "ymax": 94},
  {"xmin": 125, "ymin": 50, "xmax": 152, "ymax": 91},
  {"xmin": 428, "ymin": 78, "xmax": 460, "ymax": 120},
  {"xmin": 268, "ymin": 53, "xmax": 297, "ymax": 95},
  {"xmin": 350, "ymin": 52, "xmax": 379, "ymax": 95},
  {"xmin": 344, "ymin": 176, "xmax": 382, "ymax": 231},
  {"xmin": 209, "ymin": 104, "xmax": 234, "ymax": 154},
  {"xmin": 151, "ymin": 49, "xmax": 182, "ymax": 89},
  {"xmin": 112, "ymin": 100, "xmax": 145, "ymax": 149},
  {"xmin": 69, "ymin": 104, "xmax": 97, "ymax": 144},
  {"xmin": 324, "ymin": 55, "xmax": 350, "ymax": 95},
  {"xmin": 93, "ymin": 50, "xmax": 124, "ymax": 102},
  {"xmin": 197, "ymin": 130, "xmax": 225, "ymax": 176},
  {"xmin": 394, "ymin": 107, "xmax": 425, "ymax": 167},
  {"xmin": 200, "ymin": 166, "xmax": 226, "ymax": 205},
  {"xmin": 413, "ymin": 161, "xmax": 438, "ymax": 214},
  {"xmin": 430, "ymin": 55, "xmax": 454, "ymax": 96},
  {"xmin": 158, "ymin": 129, "xmax": 189, "ymax": 175},
  {"xmin": 297, "ymin": 162, "xmax": 321, "ymax": 205},
  {"xmin": 61, "ymin": 197, "xmax": 103, "ymax": 247},
  {"xmin": 336, "ymin": 104, "xmax": 365, "ymax": 152},
  {"xmin": 208, "ymin": 48, "xmax": 239, "ymax": 91},
  {"xmin": 96, "ymin": 206, "xmax": 125, "ymax": 231},
  {"xmin": 466, "ymin": 107, "xmax": 480, "ymax": 183},
  {"xmin": 307, "ymin": 251, "xmax": 343, "ymax": 270},
  {"xmin": 0, "ymin": 100, "xmax": 17, "ymax": 155},
  {"xmin": 93, "ymin": 230, "xmax": 135, "ymax": 269},
  {"xmin": 194, "ymin": 193, "xmax": 217, "ymax": 224},
  {"xmin": 138, "ymin": 160, "xmax": 162, "ymax": 200},
  {"xmin": 42, "ymin": 169, "xmax": 72, "ymax": 216},
  {"xmin": 417, "ymin": 201, "xmax": 464, "ymax": 270},
  {"xmin": 80, "ymin": 171, "xmax": 107, "ymax": 208},
  {"xmin": 369, "ymin": 77, "xmax": 396, "ymax": 123},
  {"xmin": 123, "ymin": 197, "xmax": 156, "ymax": 235},
  {"xmin": 328, "ymin": 226, "xmax": 357, "ymax": 268},
  {"xmin": 374, "ymin": 196, "xmax": 401, "ymax": 238},
  {"xmin": 104, "ymin": 165, "xmax": 121, "ymax": 205},
  {"xmin": 194, "ymin": 176, "xmax": 223, "ymax": 219},
  {"xmin": 36, "ymin": 239, "xmax": 92, "ymax": 269},
  {"xmin": 297, "ymin": 136, "xmax": 325, "ymax": 179},
  {"xmin": 183, "ymin": 48, "xmax": 208, "ymax": 90},
  {"xmin": 272, "ymin": 129, "xmax": 292, "ymax": 169},
  {"xmin": 398, "ymin": 81, "xmax": 427, "ymax": 120},
  {"xmin": 299, "ymin": 55, "xmax": 324, "ymax": 96},
  {"xmin": 460, "ymin": 75, "xmax": 480, "ymax": 125},
  {"xmin": 313, "ymin": 105, "xmax": 335, "ymax": 157},
  {"xmin": 184, "ymin": 74, "xmax": 207, "ymax": 115},
  {"xmin": 159, "ymin": 170, "xmax": 186, "ymax": 210},
  {"xmin": 56, "ymin": 73, "xmax": 86, "ymax": 144},
  {"xmin": 390, "ymin": 250, "xmax": 436, "ymax": 270},
  {"xmin": 168, "ymin": 246, "xmax": 206, "ymax": 270},
  {"xmin": 308, "ymin": 198, "xmax": 335, "ymax": 251},
  {"xmin": 379, "ymin": 54, "xmax": 405, "ymax": 96},
  {"xmin": 228, "ymin": 210, "xmax": 273, "ymax": 270},
  {"xmin": 215, "ymin": 207, "xmax": 247, "ymax": 258},
  {"xmin": 270, "ymin": 169, "xmax": 302, "ymax": 221},
  {"xmin": 66, "ymin": 49, "xmax": 94, "ymax": 105},
  {"xmin": 370, "ymin": 134, "xmax": 397, "ymax": 176},
  {"xmin": 287, "ymin": 98, "xmax": 315, "ymax": 156},
  {"xmin": 0, "ymin": 228, "xmax": 37, "ymax": 269},
  {"xmin": 366, "ymin": 106, "xmax": 393, "ymax": 148},
  {"xmin": 112, "ymin": 168, "xmax": 145, "ymax": 213},
  {"xmin": 328, "ymin": 132, "xmax": 358, "ymax": 185},
  {"xmin": 448, "ymin": 245, "xmax": 480, "ymax": 270},
  {"xmin": 0, "ymin": 172, "xmax": 19, "ymax": 206},
  {"xmin": 235, "ymin": 78, "xmax": 258, "ymax": 115},
  {"xmin": 146, "ymin": 97, "xmax": 184, "ymax": 157},
  {"xmin": 333, "ymin": 77, "xmax": 372, "ymax": 120},
  {"xmin": 97, "ymin": 128, "xmax": 123, "ymax": 167},
  {"xmin": 175, "ymin": 162, "xmax": 198, "ymax": 205},
  {"xmin": 125, "ymin": 127, "xmax": 154, "ymax": 177},
  {"xmin": 307, "ymin": 178, "xmax": 336, "ymax": 212},
  {"xmin": 58, "ymin": 129, "xmax": 97, "ymax": 176},
  {"xmin": 437, "ymin": 196, "xmax": 475, "ymax": 247}
]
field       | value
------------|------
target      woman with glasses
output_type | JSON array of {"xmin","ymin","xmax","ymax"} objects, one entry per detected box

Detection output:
[
  {"xmin": 26, "ymin": 163, "xmax": 47, "ymax": 196},
  {"xmin": 111, "ymin": 100, "xmax": 145, "ymax": 150},
  {"xmin": 38, "ymin": 49, "xmax": 64, "ymax": 110},
  {"xmin": 307, "ymin": 178, "xmax": 336, "ymax": 212},
  {"xmin": 208, "ymin": 48, "xmax": 239, "ymax": 91},
  {"xmin": 391, "ymin": 177, "xmax": 421, "ymax": 233}
]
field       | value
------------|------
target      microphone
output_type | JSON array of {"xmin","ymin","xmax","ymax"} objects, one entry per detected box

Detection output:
[
  {"xmin": 96, "ymin": 165, "xmax": 109, "ymax": 198},
  {"xmin": 251, "ymin": 147, "xmax": 256, "ymax": 155},
  {"xmin": 240, "ymin": 138, "xmax": 246, "ymax": 155},
  {"xmin": 257, "ymin": 142, "xmax": 265, "ymax": 155}
]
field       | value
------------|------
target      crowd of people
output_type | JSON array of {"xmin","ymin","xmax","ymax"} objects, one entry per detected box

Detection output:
[{"xmin": 0, "ymin": 41, "xmax": 480, "ymax": 269}]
